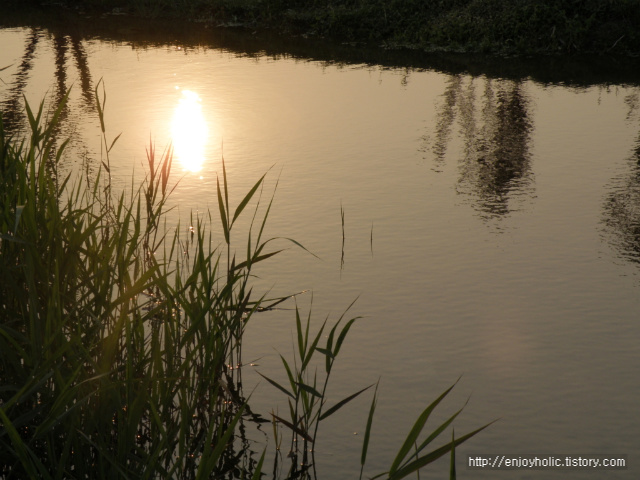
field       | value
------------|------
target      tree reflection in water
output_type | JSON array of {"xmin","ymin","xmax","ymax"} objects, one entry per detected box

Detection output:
[
  {"xmin": 1, "ymin": 28, "xmax": 42, "ymax": 134},
  {"xmin": 431, "ymin": 75, "xmax": 534, "ymax": 225},
  {"xmin": 1, "ymin": 26, "xmax": 95, "ymax": 158},
  {"xmin": 602, "ymin": 92, "xmax": 640, "ymax": 266}
]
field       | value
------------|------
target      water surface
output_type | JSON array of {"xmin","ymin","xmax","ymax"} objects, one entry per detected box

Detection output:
[{"xmin": 1, "ymin": 9, "xmax": 639, "ymax": 479}]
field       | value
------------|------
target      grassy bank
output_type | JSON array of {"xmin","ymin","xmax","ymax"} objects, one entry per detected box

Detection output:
[
  {"xmin": 13, "ymin": 0, "xmax": 640, "ymax": 55},
  {"xmin": 0, "ymin": 86, "xmax": 490, "ymax": 477}
]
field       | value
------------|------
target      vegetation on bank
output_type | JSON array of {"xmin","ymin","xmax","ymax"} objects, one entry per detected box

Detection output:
[
  {"xmin": 14, "ymin": 0, "xmax": 640, "ymax": 55},
  {"xmin": 0, "ymin": 82, "xmax": 490, "ymax": 478}
]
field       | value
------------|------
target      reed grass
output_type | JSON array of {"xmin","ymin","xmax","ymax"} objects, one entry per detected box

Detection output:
[
  {"xmin": 0, "ymin": 89, "xmax": 489, "ymax": 479},
  {"xmin": 0, "ymin": 86, "xmax": 282, "ymax": 478}
]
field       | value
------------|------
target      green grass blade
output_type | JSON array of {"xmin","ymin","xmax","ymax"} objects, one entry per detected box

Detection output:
[
  {"xmin": 0, "ymin": 407, "xmax": 49, "ymax": 479},
  {"xmin": 319, "ymin": 383, "xmax": 374, "ymax": 421},
  {"xmin": 333, "ymin": 316, "xmax": 359, "ymax": 358},
  {"xmin": 197, "ymin": 405, "xmax": 246, "ymax": 479},
  {"xmin": 256, "ymin": 371, "xmax": 295, "ymax": 399},
  {"xmin": 271, "ymin": 413, "xmax": 313, "ymax": 444},
  {"xmin": 233, "ymin": 249, "xmax": 283, "ymax": 271},
  {"xmin": 232, "ymin": 173, "xmax": 265, "ymax": 224},
  {"xmin": 46, "ymin": 88, "xmax": 71, "ymax": 133},
  {"xmin": 314, "ymin": 347, "xmax": 333, "ymax": 359},
  {"xmin": 250, "ymin": 450, "xmax": 266, "ymax": 480},
  {"xmin": 449, "ymin": 430, "xmax": 456, "ymax": 480},
  {"xmin": 77, "ymin": 430, "xmax": 133, "ymax": 479},
  {"xmin": 301, "ymin": 320, "xmax": 326, "ymax": 372},
  {"xmin": 277, "ymin": 236, "xmax": 320, "ymax": 259},
  {"xmin": 296, "ymin": 305, "xmax": 305, "ymax": 363},
  {"xmin": 108, "ymin": 132, "xmax": 122, "ymax": 154},
  {"xmin": 360, "ymin": 380, "xmax": 379, "ymax": 474},
  {"xmin": 222, "ymin": 156, "xmax": 229, "ymax": 219},
  {"xmin": 279, "ymin": 353, "xmax": 297, "ymax": 393},
  {"xmin": 324, "ymin": 322, "xmax": 337, "ymax": 374},
  {"xmin": 255, "ymin": 290, "xmax": 309, "ymax": 311},
  {"xmin": 414, "ymin": 403, "xmax": 466, "ymax": 455},
  {"xmin": 388, "ymin": 421, "xmax": 495, "ymax": 480},
  {"xmin": 95, "ymin": 78, "xmax": 106, "ymax": 133},
  {"xmin": 216, "ymin": 175, "xmax": 230, "ymax": 244},
  {"xmin": 389, "ymin": 378, "xmax": 459, "ymax": 475},
  {"xmin": 295, "ymin": 381, "xmax": 322, "ymax": 398}
]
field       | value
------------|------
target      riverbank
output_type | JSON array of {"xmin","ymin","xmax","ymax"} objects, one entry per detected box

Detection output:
[{"xmin": 11, "ymin": 0, "xmax": 640, "ymax": 56}]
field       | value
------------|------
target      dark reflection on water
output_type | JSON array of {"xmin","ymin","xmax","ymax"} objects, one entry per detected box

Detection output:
[
  {"xmin": 602, "ymin": 96, "xmax": 640, "ymax": 265},
  {"xmin": 1, "ymin": 26, "xmax": 94, "ymax": 131},
  {"xmin": 432, "ymin": 76, "xmax": 533, "ymax": 222},
  {"xmin": 1, "ymin": 23, "xmax": 96, "ymax": 176},
  {"xmin": 1, "ymin": 28, "xmax": 41, "ymax": 133},
  {"xmin": 3, "ymin": 3, "xmax": 640, "ymax": 88},
  {"xmin": 51, "ymin": 30, "xmax": 96, "ymax": 117},
  {"xmin": 431, "ymin": 74, "xmax": 461, "ymax": 170},
  {"xmin": 69, "ymin": 34, "xmax": 95, "ymax": 110},
  {"xmin": 2, "ymin": 3, "xmax": 640, "ymax": 254},
  {"xmin": 52, "ymin": 31, "xmax": 71, "ymax": 136}
]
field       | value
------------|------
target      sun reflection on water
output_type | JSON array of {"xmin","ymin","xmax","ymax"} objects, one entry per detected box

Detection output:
[{"xmin": 171, "ymin": 89, "xmax": 208, "ymax": 173}]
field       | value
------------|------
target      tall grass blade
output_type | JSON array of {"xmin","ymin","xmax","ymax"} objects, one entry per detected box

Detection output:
[
  {"xmin": 414, "ymin": 403, "xmax": 467, "ymax": 454},
  {"xmin": 295, "ymin": 382, "xmax": 323, "ymax": 398},
  {"xmin": 216, "ymin": 175, "xmax": 230, "ymax": 244},
  {"xmin": 389, "ymin": 378, "xmax": 460, "ymax": 475},
  {"xmin": 250, "ymin": 450, "xmax": 266, "ymax": 480},
  {"xmin": 333, "ymin": 316, "xmax": 358, "ymax": 358},
  {"xmin": 449, "ymin": 430, "xmax": 456, "ymax": 480},
  {"xmin": 196, "ymin": 405, "xmax": 246, "ymax": 479},
  {"xmin": 300, "ymin": 320, "xmax": 326, "ymax": 372},
  {"xmin": 0, "ymin": 408, "xmax": 49, "ymax": 479},
  {"xmin": 256, "ymin": 371, "xmax": 295, "ymax": 399},
  {"xmin": 271, "ymin": 413, "xmax": 313, "ymax": 444},
  {"xmin": 319, "ymin": 383, "xmax": 374, "ymax": 421},
  {"xmin": 387, "ymin": 422, "xmax": 495, "ymax": 480},
  {"xmin": 274, "ymin": 236, "xmax": 320, "ymax": 259},
  {"xmin": 77, "ymin": 430, "xmax": 134, "ymax": 480},
  {"xmin": 360, "ymin": 380, "xmax": 379, "ymax": 479},
  {"xmin": 295, "ymin": 306, "xmax": 305, "ymax": 365},
  {"xmin": 232, "ymin": 173, "xmax": 265, "ymax": 224},
  {"xmin": 108, "ymin": 132, "xmax": 122, "ymax": 154}
]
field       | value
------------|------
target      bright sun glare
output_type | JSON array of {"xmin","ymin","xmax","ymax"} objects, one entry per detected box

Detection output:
[{"xmin": 171, "ymin": 89, "xmax": 208, "ymax": 173}]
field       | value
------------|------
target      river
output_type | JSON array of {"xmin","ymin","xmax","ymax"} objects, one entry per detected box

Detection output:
[{"xmin": 1, "ymin": 6, "xmax": 639, "ymax": 479}]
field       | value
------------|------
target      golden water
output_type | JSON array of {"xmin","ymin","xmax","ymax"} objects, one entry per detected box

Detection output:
[{"xmin": 1, "ymin": 14, "xmax": 639, "ymax": 479}]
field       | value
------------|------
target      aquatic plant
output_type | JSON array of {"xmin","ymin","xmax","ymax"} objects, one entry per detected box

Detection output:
[
  {"xmin": 0, "ymin": 89, "xmax": 489, "ymax": 478},
  {"xmin": 0, "ymin": 85, "xmax": 284, "ymax": 478},
  {"xmin": 263, "ymin": 309, "xmax": 493, "ymax": 480}
]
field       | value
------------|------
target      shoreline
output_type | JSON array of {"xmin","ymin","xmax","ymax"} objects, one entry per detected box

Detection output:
[{"xmin": 8, "ymin": 0, "xmax": 640, "ymax": 57}]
